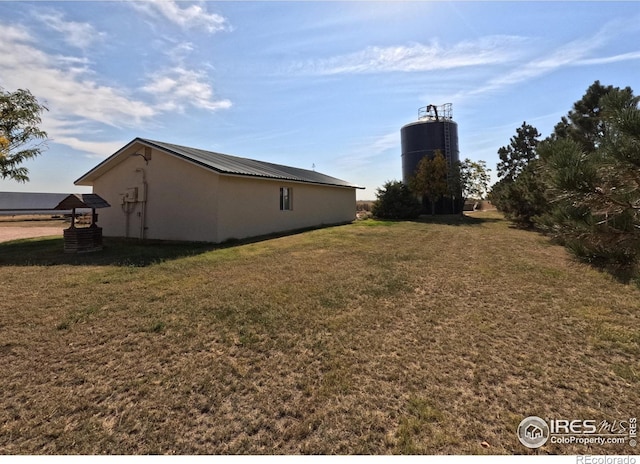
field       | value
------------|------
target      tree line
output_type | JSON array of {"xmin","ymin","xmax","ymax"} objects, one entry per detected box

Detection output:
[
  {"xmin": 490, "ymin": 80, "xmax": 640, "ymax": 271},
  {"xmin": 372, "ymin": 155, "xmax": 491, "ymax": 220}
]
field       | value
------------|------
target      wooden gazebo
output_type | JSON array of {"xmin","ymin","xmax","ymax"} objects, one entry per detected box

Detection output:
[{"xmin": 54, "ymin": 194, "xmax": 110, "ymax": 253}]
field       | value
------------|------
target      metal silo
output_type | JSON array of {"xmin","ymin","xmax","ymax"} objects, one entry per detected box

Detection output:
[{"xmin": 400, "ymin": 103, "xmax": 462, "ymax": 213}]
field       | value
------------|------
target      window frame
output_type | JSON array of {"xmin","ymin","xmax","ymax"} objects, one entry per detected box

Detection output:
[{"xmin": 279, "ymin": 187, "xmax": 293, "ymax": 211}]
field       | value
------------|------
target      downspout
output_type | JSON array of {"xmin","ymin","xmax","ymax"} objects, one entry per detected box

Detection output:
[
  {"xmin": 135, "ymin": 168, "xmax": 148, "ymax": 240},
  {"xmin": 121, "ymin": 198, "xmax": 134, "ymax": 238}
]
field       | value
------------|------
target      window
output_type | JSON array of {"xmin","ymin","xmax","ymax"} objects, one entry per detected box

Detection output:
[{"xmin": 280, "ymin": 187, "xmax": 293, "ymax": 211}]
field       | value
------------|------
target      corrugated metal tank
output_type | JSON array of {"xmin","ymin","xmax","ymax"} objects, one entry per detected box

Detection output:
[
  {"xmin": 400, "ymin": 104, "xmax": 462, "ymax": 214},
  {"xmin": 400, "ymin": 119, "xmax": 460, "ymax": 184}
]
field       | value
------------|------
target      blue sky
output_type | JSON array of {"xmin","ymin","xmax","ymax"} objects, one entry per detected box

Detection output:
[{"xmin": 1, "ymin": 1, "xmax": 639, "ymax": 200}]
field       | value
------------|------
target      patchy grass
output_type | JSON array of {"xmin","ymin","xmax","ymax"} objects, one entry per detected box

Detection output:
[{"xmin": 0, "ymin": 212, "xmax": 638, "ymax": 455}]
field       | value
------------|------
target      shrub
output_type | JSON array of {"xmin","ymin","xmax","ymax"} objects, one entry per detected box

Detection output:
[{"xmin": 372, "ymin": 181, "xmax": 421, "ymax": 220}]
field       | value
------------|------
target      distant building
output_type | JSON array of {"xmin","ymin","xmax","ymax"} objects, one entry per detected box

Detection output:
[
  {"xmin": 75, "ymin": 138, "xmax": 362, "ymax": 242},
  {"xmin": 0, "ymin": 192, "xmax": 69, "ymax": 215}
]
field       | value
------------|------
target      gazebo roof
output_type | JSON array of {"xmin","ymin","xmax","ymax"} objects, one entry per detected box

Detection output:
[{"xmin": 54, "ymin": 194, "xmax": 110, "ymax": 210}]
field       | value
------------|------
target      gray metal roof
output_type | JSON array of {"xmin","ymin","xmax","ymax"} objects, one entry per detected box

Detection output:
[
  {"xmin": 0, "ymin": 192, "xmax": 69, "ymax": 211},
  {"xmin": 76, "ymin": 138, "xmax": 363, "ymax": 189}
]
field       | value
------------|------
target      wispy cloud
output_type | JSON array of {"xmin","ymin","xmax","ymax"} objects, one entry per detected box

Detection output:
[
  {"xmin": 129, "ymin": 0, "xmax": 230, "ymax": 34},
  {"xmin": 291, "ymin": 36, "xmax": 528, "ymax": 75},
  {"xmin": 458, "ymin": 16, "xmax": 640, "ymax": 100},
  {"xmin": 142, "ymin": 40, "xmax": 232, "ymax": 113},
  {"xmin": 34, "ymin": 10, "xmax": 105, "ymax": 49},
  {"xmin": 336, "ymin": 130, "xmax": 399, "ymax": 171},
  {"xmin": 466, "ymin": 35, "xmax": 607, "ymax": 97},
  {"xmin": 39, "ymin": 118, "xmax": 126, "ymax": 158},
  {"xmin": 142, "ymin": 67, "xmax": 232, "ymax": 112},
  {"xmin": 0, "ymin": 23, "xmax": 155, "ymax": 126},
  {"xmin": 165, "ymin": 41, "xmax": 195, "ymax": 63},
  {"xmin": 0, "ymin": 22, "xmax": 155, "ymax": 157},
  {"xmin": 0, "ymin": 19, "xmax": 232, "ymax": 157},
  {"xmin": 574, "ymin": 51, "xmax": 640, "ymax": 66}
]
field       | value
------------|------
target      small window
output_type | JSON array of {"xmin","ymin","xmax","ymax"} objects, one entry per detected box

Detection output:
[{"xmin": 280, "ymin": 187, "xmax": 293, "ymax": 211}]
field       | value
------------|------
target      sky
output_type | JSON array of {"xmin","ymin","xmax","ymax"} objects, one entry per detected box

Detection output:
[{"xmin": 1, "ymin": 1, "xmax": 639, "ymax": 200}]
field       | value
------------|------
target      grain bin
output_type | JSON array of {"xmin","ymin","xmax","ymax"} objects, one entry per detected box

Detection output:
[{"xmin": 400, "ymin": 103, "xmax": 462, "ymax": 213}]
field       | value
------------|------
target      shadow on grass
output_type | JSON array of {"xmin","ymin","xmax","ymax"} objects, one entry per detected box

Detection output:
[
  {"xmin": 497, "ymin": 215, "xmax": 640, "ymax": 286},
  {"xmin": 414, "ymin": 212, "xmax": 504, "ymax": 226},
  {"xmin": 356, "ymin": 213, "xmax": 505, "ymax": 227},
  {"xmin": 0, "ymin": 236, "xmax": 220, "ymax": 267},
  {"xmin": 0, "ymin": 222, "xmax": 352, "ymax": 267}
]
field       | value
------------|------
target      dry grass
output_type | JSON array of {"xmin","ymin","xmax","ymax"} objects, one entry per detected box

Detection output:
[{"xmin": 0, "ymin": 212, "xmax": 638, "ymax": 455}]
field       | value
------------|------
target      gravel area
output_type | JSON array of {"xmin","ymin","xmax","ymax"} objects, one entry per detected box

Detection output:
[{"xmin": 0, "ymin": 226, "xmax": 63, "ymax": 243}]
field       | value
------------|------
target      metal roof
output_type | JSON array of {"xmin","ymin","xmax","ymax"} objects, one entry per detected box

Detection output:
[
  {"xmin": 75, "ymin": 138, "xmax": 363, "ymax": 189},
  {"xmin": 54, "ymin": 194, "xmax": 110, "ymax": 210},
  {"xmin": 0, "ymin": 192, "xmax": 69, "ymax": 211}
]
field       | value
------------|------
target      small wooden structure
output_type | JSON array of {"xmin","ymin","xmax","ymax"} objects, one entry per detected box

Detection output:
[{"xmin": 54, "ymin": 194, "xmax": 110, "ymax": 253}]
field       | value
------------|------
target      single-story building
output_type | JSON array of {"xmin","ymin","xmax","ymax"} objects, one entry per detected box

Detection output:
[{"xmin": 74, "ymin": 138, "xmax": 363, "ymax": 243}]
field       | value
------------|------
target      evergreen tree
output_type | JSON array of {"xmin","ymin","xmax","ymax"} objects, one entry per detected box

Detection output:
[
  {"xmin": 490, "ymin": 161, "xmax": 547, "ymax": 227},
  {"xmin": 372, "ymin": 180, "xmax": 421, "ymax": 220},
  {"xmin": 490, "ymin": 122, "xmax": 546, "ymax": 226},
  {"xmin": 537, "ymin": 88, "xmax": 640, "ymax": 268},
  {"xmin": 496, "ymin": 122, "xmax": 540, "ymax": 180},
  {"xmin": 551, "ymin": 80, "xmax": 635, "ymax": 153}
]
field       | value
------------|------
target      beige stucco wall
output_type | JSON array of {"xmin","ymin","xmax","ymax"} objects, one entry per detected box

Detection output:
[
  {"xmin": 91, "ymin": 143, "xmax": 356, "ymax": 242},
  {"xmin": 216, "ymin": 175, "xmax": 356, "ymax": 242},
  {"xmin": 92, "ymin": 146, "xmax": 219, "ymax": 242}
]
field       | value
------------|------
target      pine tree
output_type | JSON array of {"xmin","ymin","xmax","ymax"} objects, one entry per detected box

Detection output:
[
  {"xmin": 490, "ymin": 122, "xmax": 546, "ymax": 226},
  {"xmin": 538, "ymin": 87, "xmax": 640, "ymax": 268},
  {"xmin": 496, "ymin": 122, "xmax": 540, "ymax": 180}
]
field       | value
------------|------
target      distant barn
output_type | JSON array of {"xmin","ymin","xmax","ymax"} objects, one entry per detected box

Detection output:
[
  {"xmin": 74, "ymin": 138, "xmax": 363, "ymax": 243},
  {"xmin": 0, "ymin": 192, "xmax": 69, "ymax": 215}
]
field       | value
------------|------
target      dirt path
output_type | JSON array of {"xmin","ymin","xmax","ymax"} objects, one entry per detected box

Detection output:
[{"xmin": 0, "ymin": 226, "xmax": 64, "ymax": 243}]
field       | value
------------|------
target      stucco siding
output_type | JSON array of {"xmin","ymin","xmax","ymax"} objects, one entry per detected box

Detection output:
[
  {"xmin": 87, "ymin": 140, "xmax": 358, "ymax": 243},
  {"xmin": 216, "ymin": 175, "xmax": 356, "ymax": 242},
  {"xmin": 92, "ymin": 147, "xmax": 219, "ymax": 242}
]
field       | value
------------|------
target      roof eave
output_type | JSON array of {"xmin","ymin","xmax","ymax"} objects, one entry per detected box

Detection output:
[
  {"xmin": 216, "ymin": 171, "xmax": 364, "ymax": 189},
  {"xmin": 74, "ymin": 138, "xmax": 148, "ymax": 186},
  {"xmin": 75, "ymin": 137, "xmax": 364, "ymax": 190}
]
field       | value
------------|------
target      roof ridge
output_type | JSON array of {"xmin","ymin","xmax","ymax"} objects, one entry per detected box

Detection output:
[
  {"xmin": 76, "ymin": 138, "xmax": 363, "ymax": 189},
  {"xmin": 140, "ymin": 138, "xmax": 319, "ymax": 175}
]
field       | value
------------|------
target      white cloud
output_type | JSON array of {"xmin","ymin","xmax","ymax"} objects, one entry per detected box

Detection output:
[
  {"xmin": 129, "ymin": 0, "xmax": 230, "ymax": 34},
  {"xmin": 165, "ymin": 41, "xmax": 195, "ymax": 63},
  {"xmin": 34, "ymin": 10, "xmax": 105, "ymax": 49},
  {"xmin": 142, "ymin": 67, "xmax": 232, "ymax": 112},
  {"xmin": 0, "ymin": 24, "xmax": 155, "ymax": 126},
  {"xmin": 457, "ymin": 16, "xmax": 640, "ymax": 100},
  {"xmin": 0, "ymin": 18, "xmax": 232, "ymax": 157},
  {"xmin": 336, "ymin": 131, "xmax": 399, "ymax": 171},
  {"xmin": 574, "ymin": 51, "xmax": 640, "ymax": 66},
  {"xmin": 50, "ymin": 135, "xmax": 126, "ymax": 159},
  {"xmin": 470, "ymin": 36, "xmax": 606, "ymax": 95},
  {"xmin": 291, "ymin": 36, "xmax": 527, "ymax": 75},
  {"xmin": 39, "ymin": 118, "xmax": 125, "ymax": 158},
  {"xmin": 0, "ymin": 22, "xmax": 156, "ymax": 158}
]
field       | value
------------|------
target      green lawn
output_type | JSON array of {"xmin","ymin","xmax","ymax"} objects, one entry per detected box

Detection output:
[{"xmin": 0, "ymin": 212, "xmax": 638, "ymax": 454}]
